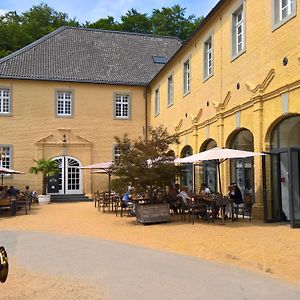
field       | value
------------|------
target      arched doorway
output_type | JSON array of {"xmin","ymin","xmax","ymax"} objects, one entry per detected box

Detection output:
[
  {"xmin": 200, "ymin": 139, "xmax": 217, "ymax": 192},
  {"xmin": 269, "ymin": 115, "xmax": 300, "ymax": 226},
  {"xmin": 229, "ymin": 129, "xmax": 254, "ymax": 199},
  {"xmin": 180, "ymin": 146, "xmax": 193, "ymax": 191},
  {"xmin": 51, "ymin": 156, "xmax": 82, "ymax": 194}
]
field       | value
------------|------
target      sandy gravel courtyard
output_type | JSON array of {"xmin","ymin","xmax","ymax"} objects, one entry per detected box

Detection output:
[{"xmin": 1, "ymin": 202, "xmax": 300, "ymax": 298}]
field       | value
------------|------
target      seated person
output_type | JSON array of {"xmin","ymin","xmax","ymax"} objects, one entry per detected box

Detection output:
[
  {"xmin": 228, "ymin": 183, "xmax": 243, "ymax": 205},
  {"xmin": 199, "ymin": 183, "xmax": 211, "ymax": 198},
  {"xmin": 225, "ymin": 183, "xmax": 243, "ymax": 218},
  {"xmin": 167, "ymin": 185, "xmax": 180, "ymax": 213},
  {"xmin": 177, "ymin": 186, "xmax": 191, "ymax": 205},
  {"xmin": 6, "ymin": 186, "xmax": 19, "ymax": 197},
  {"xmin": 121, "ymin": 187, "xmax": 135, "ymax": 214}
]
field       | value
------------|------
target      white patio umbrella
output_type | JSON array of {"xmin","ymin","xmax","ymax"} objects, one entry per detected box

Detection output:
[
  {"xmin": 80, "ymin": 162, "xmax": 114, "ymax": 197},
  {"xmin": 174, "ymin": 147, "xmax": 265, "ymax": 195},
  {"xmin": 80, "ymin": 162, "xmax": 114, "ymax": 170},
  {"xmin": 0, "ymin": 167, "xmax": 25, "ymax": 187}
]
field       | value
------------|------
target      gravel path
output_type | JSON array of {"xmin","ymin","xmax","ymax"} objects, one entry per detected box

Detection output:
[{"xmin": 1, "ymin": 230, "xmax": 300, "ymax": 300}]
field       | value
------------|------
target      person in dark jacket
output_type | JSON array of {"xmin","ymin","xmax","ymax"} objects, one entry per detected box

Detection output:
[{"xmin": 228, "ymin": 183, "xmax": 243, "ymax": 204}]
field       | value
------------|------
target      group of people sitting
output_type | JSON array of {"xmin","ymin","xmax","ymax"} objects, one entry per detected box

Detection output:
[
  {"xmin": 120, "ymin": 182, "xmax": 247, "ymax": 219},
  {"xmin": 166, "ymin": 182, "xmax": 245, "ymax": 219},
  {"xmin": 0, "ymin": 185, "xmax": 37, "ymax": 201}
]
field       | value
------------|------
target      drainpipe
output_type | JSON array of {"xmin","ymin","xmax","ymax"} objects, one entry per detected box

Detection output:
[{"xmin": 144, "ymin": 88, "xmax": 148, "ymax": 140}]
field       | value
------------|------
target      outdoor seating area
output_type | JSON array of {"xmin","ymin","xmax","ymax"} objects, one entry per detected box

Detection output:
[
  {"xmin": 0, "ymin": 185, "xmax": 36, "ymax": 217},
  {"xmin": 92, "ymin": 186, "xmax": 253, "ymax": 226}
]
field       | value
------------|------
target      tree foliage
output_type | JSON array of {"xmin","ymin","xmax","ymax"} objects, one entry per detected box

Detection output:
[
  {"xmin": 29, "ymin": 159, "xmax": 60, "ymax": 195},
  {"xmin": 111, "ymin": 125, "xmax": 180, "ymax": 193},
  {"xmin": 150, "ymin": 5, "xmax": 203, "ymax": 41},
  {"xmin": 0, "ymin": 4, "xmax": 203, "ymax": 58},
  {"xmin": 0, "ymin": 4, "xmax": 78, "ymax": 57}
]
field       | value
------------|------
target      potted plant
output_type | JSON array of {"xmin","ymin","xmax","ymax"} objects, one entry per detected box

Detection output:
[{"xmin": 29, "ymin": 159, "xmax": 60, "ymax": 205}]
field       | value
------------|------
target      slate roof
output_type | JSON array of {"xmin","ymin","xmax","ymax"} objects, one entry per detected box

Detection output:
[{"xmin": 0, "ymin": 27, "xmax": 181, "ymax": 86}]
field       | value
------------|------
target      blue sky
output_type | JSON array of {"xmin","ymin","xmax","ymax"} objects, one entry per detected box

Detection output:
[{"xmin": 0, "ymin": 0, "xmax": 219, "ymax": 23}]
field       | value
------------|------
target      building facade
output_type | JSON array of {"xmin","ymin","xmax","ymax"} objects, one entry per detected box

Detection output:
[
  {"xmin": 148, "ymin": 0, "xmax": 300, "ymax": 226},
  {"xmin": 0, "ymin": 27, "xmax": 181, "ymax": 196},
  {"xmin": 0, "ymin": 0, "xmax": 299, "ymax": 226}
]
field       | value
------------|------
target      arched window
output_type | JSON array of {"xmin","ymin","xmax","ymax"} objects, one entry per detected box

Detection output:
[
  {"xmin": 271, "ymin": 116, "xmax": 300, "ymax": 148},
  {"xmin": 229, "ymin": 129, "xmax": 254, "ymax": 198},
  {"xmin": 180, "ymin": 146, "xmax": 193, "ymax": 191},
  {"xmin": 200, "ymin": 139, "xmax": 217, "ymax": 193}
]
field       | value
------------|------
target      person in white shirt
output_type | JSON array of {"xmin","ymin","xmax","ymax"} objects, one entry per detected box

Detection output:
[
  {"xmin": 200, "ymin": 183, "xmax": 211, "ymax": 197},
  {"xmin": 177, "ymin": 186, "xmax": 191, "ymax": 205}
]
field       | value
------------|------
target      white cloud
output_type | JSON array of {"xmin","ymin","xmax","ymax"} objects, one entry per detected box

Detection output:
[{"xmin": 0, "ymin": 9, "xmax": 8, "ymax": 16}]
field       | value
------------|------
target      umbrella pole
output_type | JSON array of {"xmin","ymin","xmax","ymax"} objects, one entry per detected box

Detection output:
[
  {"xmin": 108, "ymin": 172, "xmax": 111, "ymax": 200},
  {"xmin": 217, "ymin": 161, "xmax": 225, "ymax": 224},
  {"xmin": 217, "ymin": 161, "xmax": 223, "ymax": 197}
]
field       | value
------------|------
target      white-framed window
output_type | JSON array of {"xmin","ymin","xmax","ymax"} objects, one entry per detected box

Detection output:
[
  {"xmin": 114, "ymin": 94, "xmax": 130, "ymax": 119},
  {"xmin": 232, "ymin": 3, "xmax": 245, "ymax": 59},
  {"xmin": 183, "ymin": 59, "xmax": 190, "ymax": 95},
  {"xmin": 113, "ymin": 144, "xmax": 121, "ymax": 162},
  {"xmin": 56, "ymin": 91, "xmax": 72, "ymax": 116},
  {"xmin": 204, "ymin": 36, "xmax": 213, "ymax": 80},
  {"xmin": 155, "ymin": 88, "xmax": 160, "ymax": 116},
  {"xmin": 273, "ymin": 0, "xmax": 296, "ymax": 30},
  {"xmin": 0, "ymin": 146, "xmax": 11, "ymax": 169},
  {"xmin": 167, "ymin": 75, "xmax": 174, "ymax": 106},
  {"xmin": 0, "ymin": 89, "xmax": 11, "ymax": 114}
]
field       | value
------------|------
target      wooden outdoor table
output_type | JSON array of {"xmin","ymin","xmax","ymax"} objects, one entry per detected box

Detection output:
[{"xmin": 195, "ymin": 195, "xmax": 234, "ymax": 223}]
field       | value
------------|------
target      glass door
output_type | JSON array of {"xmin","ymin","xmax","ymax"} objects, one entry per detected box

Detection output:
[
  {"xmin": 270, "ymin": 152, "xmax": 283, "ymax": 221},
  {"xmin": 289, "ymin": 148, "xmax": 300, "ymax": 228},
  {"xmin": 51, "ymin": 156, "xmax": 82, "ymax": 194},
  {"xmin": 66, "ymin": 157, "xmax": 81, "ymax": 194}
]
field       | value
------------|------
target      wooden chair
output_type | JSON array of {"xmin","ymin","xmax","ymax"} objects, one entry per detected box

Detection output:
[
  {"xmin": 115, "ymin": 196, "xmax": 133, "ymax": 217},
  {"xmin": 233, "ymin": 194, "xmax": 253, "ymax": 221},
  {"xmin": 15, "ymin": 195, "xmax": 28, "ymax": 215},
  {"xmin": 0, "ymin": 198, "xmax": 14, "ymax": 216},
  {"xmin": 93, "ymin": 191, "xmax": 102, "ymax": 208},
  {"xmin": 100, "ymin": 192, "xmax": 110, "ymax": 212}
]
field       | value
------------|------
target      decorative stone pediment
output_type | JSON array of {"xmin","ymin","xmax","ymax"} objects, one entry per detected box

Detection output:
[
  {"xmin": 190, "ymin": 108, "xmax": 203, "ymax": 124},
  {"xmin": 245, "ymin": 69, "xmax": 275, "ymax": 95},
  {"xmin": 36, "ymin": 128, "xmax": 92, "ymax": 146},
  {"xmin": 174, "ymin": 119, "xmax": 183, "ymax": 132},
  {"xmin": 213, "ymin": 91, "xmax": 231, "ymax": 112}
]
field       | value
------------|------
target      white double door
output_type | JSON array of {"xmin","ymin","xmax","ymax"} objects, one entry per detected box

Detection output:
[{"xmin": 52, "ymin": 156, "xmax": 82, "ymax": 194}]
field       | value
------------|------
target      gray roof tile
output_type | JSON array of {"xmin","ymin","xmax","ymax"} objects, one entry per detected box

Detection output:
[{"xmin": 0, "ymin": 27, "xmax": 181, "ymax": 86}]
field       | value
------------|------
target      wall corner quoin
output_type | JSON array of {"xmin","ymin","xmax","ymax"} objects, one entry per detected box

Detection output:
[{"xmin": 252, "ymin": 202, "xmax": 264, "ymax": 221}]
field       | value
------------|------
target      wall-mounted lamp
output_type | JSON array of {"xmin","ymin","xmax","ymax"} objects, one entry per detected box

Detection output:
[
  {"xmin": 61, "ymin": 135, "xmax": 67, "ymax": 156},
  {"xmin": 62, "ymin": 134, "xmax": 67, "ymax": 143}
]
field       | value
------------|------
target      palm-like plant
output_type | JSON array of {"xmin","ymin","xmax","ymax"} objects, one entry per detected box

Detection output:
[{"xmin": 29, "ymin": 159, "xmax": 60, "ymax": 195}]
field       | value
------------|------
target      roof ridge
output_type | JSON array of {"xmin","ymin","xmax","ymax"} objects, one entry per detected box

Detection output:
[
  {"xmin": 63, "ymin": 26, "xmax": 182, "ymax": 42},
  {"xmin": 0, "ymin": 27, "xmax": 67, "ymax": 64}
]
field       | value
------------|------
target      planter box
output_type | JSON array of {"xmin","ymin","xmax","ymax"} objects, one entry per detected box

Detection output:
[
  {"xmin": 38, "ymin": 195, "xmax": 51, "ymax": 205},
  {"xmin": 136, "ymin": 203, "xmax": 170, "ymax": 224}
]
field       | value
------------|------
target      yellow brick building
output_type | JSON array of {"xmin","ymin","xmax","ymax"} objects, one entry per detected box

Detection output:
[
  {"xmin": 148, "ymin": 0, "xmax": 300, "ymax": 226},
  {"xmin": 0, "ymin": 27, "xmax": 181, "ymax": 198},
  {"xmin": 0, "ymin": 0, "xmax": 299, "ymax": 226}
]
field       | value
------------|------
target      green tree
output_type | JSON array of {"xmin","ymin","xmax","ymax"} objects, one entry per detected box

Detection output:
[
  {"xmin": 0, "ymin": 11, "xmax": 25, "ymax": 57},
  {"xmin": 29, "ymin": 159, "xmax": 60, "ymax": 195},
  {"xmin": 85, "ymin": 16, "xmax": 120, "ymax": 30},
  {"xmin": 111, "ymin": 125, "xmax": 180, "ymax": 194},
  {"xmin": 0, "ymin": 4, "xmax": 78, "ymax": 58},
  {"xmin": 151, "ymin": 5, "xmax": 203, "ymax": 41},
  {"xmin": 119, "ymin": 9, "xmax": 151, "ymax": 34}
]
